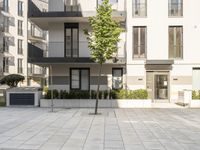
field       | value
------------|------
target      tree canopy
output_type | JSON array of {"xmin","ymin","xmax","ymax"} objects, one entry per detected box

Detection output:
[{"xmin": 0, "ymin": 74, "xmax": 25, "ymax": 87}]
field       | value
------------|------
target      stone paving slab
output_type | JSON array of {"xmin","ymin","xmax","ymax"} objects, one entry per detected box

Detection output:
[{"xmin": 0, "ymin": 108, "xmax": 200, "ymax": 150}]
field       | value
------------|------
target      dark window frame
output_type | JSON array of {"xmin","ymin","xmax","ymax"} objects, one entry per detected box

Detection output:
[
  {"xmin": 17, "ymin": 58, "xmax": 23, "ymax": 74},
  {"xmin": 70, "ymin": 68, "xmax": 90, "ymax": 91},
  {"xmin": 18, "ymin": 1, "xmax": 23, "ymax": 16},
  {"xmin": 133, "ymin": 26, "xmax": 147, "ymax": 59},
  {"xmin": 3, "ymin": 0, "xmax": 9, "ymax": 12},
  {"xmin": 168, "ymin": 26, "xmax": 183, "ymax": 59},
  {"xmin": 3, "ymin": 57, "xmax": 9, "ymax": 73},
  {"xmin": 112, "ymin": 68, "xmax": 123, "ymax": 90},
  {"xmin": 64, "ymin": 23, "xmax": 79, "ymax": 58},
  {"xmin": 168, "ymin": 0, "xmax": 183, "ymax": 17},
  {"xmin": 18, "ymin": 20, "xmax": 23, "ymax": 36},
  {"xmin": 18, "ymin": 39, "xmax": 23, "ymax": 54},
  {"xmin": 132, "ymin": 0, "xmax": 147, "ymax": 17}
]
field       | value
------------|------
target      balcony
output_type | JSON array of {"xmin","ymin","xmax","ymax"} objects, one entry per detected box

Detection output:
[
  {"xmin": 28, "ymin": 0, "xmax": 126, "ymax": 30},
  {"xmin": 28, "ymin": 30, "xmax": 46, "ymax": 42},
  {"xmin": 28, "ymin": 41, "xmax": 126, "ymax": 66},
  {"xmin": 28, "ymin": 67, "xmax": 46, "ymax": 77}
]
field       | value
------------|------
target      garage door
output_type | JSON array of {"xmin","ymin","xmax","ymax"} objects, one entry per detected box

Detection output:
[{"xmin": 10, "ymin": 93, "xmax": 34, "ymax": 105}]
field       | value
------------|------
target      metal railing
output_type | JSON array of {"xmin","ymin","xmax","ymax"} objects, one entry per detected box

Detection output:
[
  {"xmin": 28, "ymin": 30, "xmax": 46, "ymax": 40},
  {"xmin": 169, "ymin": 3, "xmax": 183, "ymax": 16},
  {"xmin": 28, "ymin": 67, "xmax": 46, "ymax": 75},
  {"xmin": 48, "ymin": 41, "xmax": 126, "ymax": 58}
]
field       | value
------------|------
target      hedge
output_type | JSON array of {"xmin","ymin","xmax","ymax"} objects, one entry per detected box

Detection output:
[
  {"xmin": 192, "ymin": 91, "xmax": 200, "ymax": 99},
  {"xmin": 44, "ymin": 89, "xmax": 148, "ymax": 100}
]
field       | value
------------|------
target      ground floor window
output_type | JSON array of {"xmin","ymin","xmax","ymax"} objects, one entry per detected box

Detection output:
[
  {"xmin": 193, "ymin": 68, "xmax": 200, "ymax": 91},
  {"xmin": 112, "ymin": 68, "xmax": 123, "ymax": 89},
  {"xmin": 70, "ymin": 68, "xmax": 89, "ymax": 90}
]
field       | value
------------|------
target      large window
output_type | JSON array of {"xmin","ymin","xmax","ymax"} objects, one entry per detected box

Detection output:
[
  {"xmin": 133, "ymin": 0, "xmax": 147, "ymax": 17},
  {"xmin": 169, "ymin": 0, "xmax": 183, "ymax": 17},
  {"xmin": 18, "ymin": 39, "xmax": 23, "ymax": 54},
  {"xmin": 18, "ymin": 1, "xmax": 23, "ymax": 16},
  {"xmin": 65, "ymin": 0, "xmax": 79, "ymax": 11},
  {"xmin": 112, "ymin": 68, "xmax": 123, "ymax": 90},
  {"xmin": 133, "ymin": 27, "xmax": 146, "ymax": 59},
  {"xmin": 3, "ymin": 17, "xmax": 9, "ymax": 33},
  {"xmin": 169, "ymin": 26, "xmax": 183, "ymax": 59},
  {"xmin": 193, "ymin": 68, "xmax": 200, "ymax": 91},
  {"xmin": 65, "ymin": 23, "xmax": 78, "ymax": 57},
  {"xmin": 70, "ymin": 68, "xmax": 89, "ymax": 90},
  {"xmin": 18, "ymin": 20, "xmax": 23, "ymax": 36},
  {"xmin": 3, "ymin": 57, "xmax": 9, "ymax": 73},
  {"xmin": 3, "ymin": 0, "xmax": 9, "ymax": 12},
  {"xmin": 3, "ymin": 37, "xmax": 9, "ymax": 52},
  {"xmin": 17, "ymin": 58, "xmax": 23, "ymax": 74}
]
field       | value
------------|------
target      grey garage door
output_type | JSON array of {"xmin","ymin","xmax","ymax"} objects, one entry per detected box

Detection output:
[{"xmin": 10, "ymin": 93, "xmax": 34, "ymax": 105}]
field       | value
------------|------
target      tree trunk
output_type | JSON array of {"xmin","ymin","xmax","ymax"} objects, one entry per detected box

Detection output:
[
  {"xmin": 95, "ymin": 63, "xmax": 102, "ymax": 114},
  {"xmin": 50, "ymin": 66, "xmax": 53, "ymax": 112}
]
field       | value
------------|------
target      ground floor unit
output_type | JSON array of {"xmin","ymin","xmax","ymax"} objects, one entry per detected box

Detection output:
[
  {"xmin": 47, "ymin": 61, "xmax": 200, "ymax": 103},
  {"xmin": 0, "ymin": 108, "xmax": 200, "ymax": 150}
]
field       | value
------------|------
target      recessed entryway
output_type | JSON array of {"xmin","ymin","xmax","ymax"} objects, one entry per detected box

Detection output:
[{"xmin": 146, "ymin": 71, "xmax": 170, "ymax": 103}]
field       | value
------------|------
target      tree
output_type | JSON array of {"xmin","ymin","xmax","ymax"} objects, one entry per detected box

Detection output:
[
  {"xmin": 84, "ymin": 0, "xmax": 124, "ymax": 114},
  {"xmin": 0, "ymin": 74, "xmax": 25, "ymax": 87}
]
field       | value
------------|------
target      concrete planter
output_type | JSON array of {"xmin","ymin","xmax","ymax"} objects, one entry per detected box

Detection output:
[
  {"xmin": 40, "ymin": 99, "xmax": 152, "ymax": 108},
  {"xmin": 190, "ymin": 100, "xmax": 200, "ymax": 108}
]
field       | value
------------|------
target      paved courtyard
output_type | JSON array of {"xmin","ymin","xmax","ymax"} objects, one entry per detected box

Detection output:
[{"xmin": 0, "ymin": 108, "xmax": 200, "ymax": 150}]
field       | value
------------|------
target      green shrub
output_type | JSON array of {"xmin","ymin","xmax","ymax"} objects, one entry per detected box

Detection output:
[
  {"xmin": 103, "ymin": 90, "xmax": 109, "ymax": 99},
  {"xmin": 0, "ymin": 101, "xmax": 6, "ymax": 107},
  {"xmin": 110, "ymin": 89, "xmax": 148, "ymax": 99},
  {"xmin": 192, "ymin": 90, "xmax": 200, "ymax": 99},
  {"xmin": 44, "ymin": 90, "xmax": 51, "ymax": 99}
]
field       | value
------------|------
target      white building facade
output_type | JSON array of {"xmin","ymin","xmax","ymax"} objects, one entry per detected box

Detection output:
[
  {"xmin": 29, "ymin": 0, "xmax": 200, "ymax": 103},
  {"xmin": 0, "ymin": 0, "xmax": 48, "ymax": 87}
]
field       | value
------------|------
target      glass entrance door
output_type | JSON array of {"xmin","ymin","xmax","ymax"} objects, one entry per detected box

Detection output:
[{"xmin": 154, "ymin": 75, "xmax": 168, "ymax": 100}]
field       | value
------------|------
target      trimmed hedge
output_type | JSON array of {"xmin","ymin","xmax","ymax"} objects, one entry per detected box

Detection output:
[
  {"xmin": 192, "ymin": 91, "xmax": 200, "ymax": 99},
  {"xmin": 44, "ymin": 89, "xmax": 148, "ymax": 100}
]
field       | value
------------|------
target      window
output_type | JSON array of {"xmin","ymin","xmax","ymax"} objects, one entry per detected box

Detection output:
[
  {"xmin": 70, "ymin": 68, "xmax": 89, "ymax": 90},
  {"xmin": 65, "ymin": 0, "xmax": 79, "ymax": 11},
  {"xmin": 18, "ymin": 1, "xmax": 23, "ymax": 16},
  {"xmin": 133, "ymin": 27, "xmax": 146, "ymax": 59},
  {"xmin": 18, "ymin": 39, "xmax": 23, "ymax": 54},
  {"xmin": 3, "ymin": 16, "xmax": 9, "ymax": 33},
  {"xmin": 18, "ymin": 20, "xmax": 23, "ymax": 36},
  {"xmin": 18, "ymin": 59, "xmax": 23, "ymax": 73},
  {"xmin": 133, "ymin": 0, "xmax": 147, "ymax": 17},
  {"xmin": 3, "ymin": 57, "xmax": 9, "ymax": 73},
  {"xmin": 3, "ymin": 37, "xmax": 9, "ymax": 52},
  {"xmin": 193, "ymin": 68, "xmax": 200, "ymax": 91},
  {"xmin": 169, "ymin": 0, "xmax": 183, "ymax": 17},
  {"xmin": 3, "ymin": 0, "xmax": 9, "ymax": 12},
  {"xmin": 65, "ymin": 23, "xmax": 78, "ymax": 57},
  {"xmin": 169, "ymin": 26, "xmax": 183, "ymax": 59},
  {"xmin": 112, "ymin": 68, "xmax": 123, "ymax": 89}
]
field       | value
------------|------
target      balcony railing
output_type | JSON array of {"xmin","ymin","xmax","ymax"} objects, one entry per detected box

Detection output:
[
  {"xmin": 169, "ymin": 3, "xmax": 183, "ymax": 16},
  {"xmin": 28, "ymin": 30, "xmax": 46, "ymax": 41},
  {"xmin": 28, "ymin": 67, "xmax": 46, "ymax": 76},
  {"xmin": 48, "ymin": 41, "xmax": 126, "ymax": 58},
  {"xmin": 29, "ymin": 0, "xmax": 125, "ymax": 17}
]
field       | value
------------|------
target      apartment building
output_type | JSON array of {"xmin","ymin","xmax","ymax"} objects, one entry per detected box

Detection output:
[
  {"xmin": 28, "ymin": 0, "xmax": 200, "ymax": 103},
  {"xmin": 0, "ymin": 0, "xmax": 48, "ymax": 87}
]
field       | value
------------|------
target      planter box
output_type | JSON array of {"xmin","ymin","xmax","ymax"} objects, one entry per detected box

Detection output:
[
  {"xmin": 190, "ymin": 100, "xmax": 200, "ymax": 108},
  {"xmin": 40, "ymin": 99, "xmax": 152, "ymax": 108}
]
